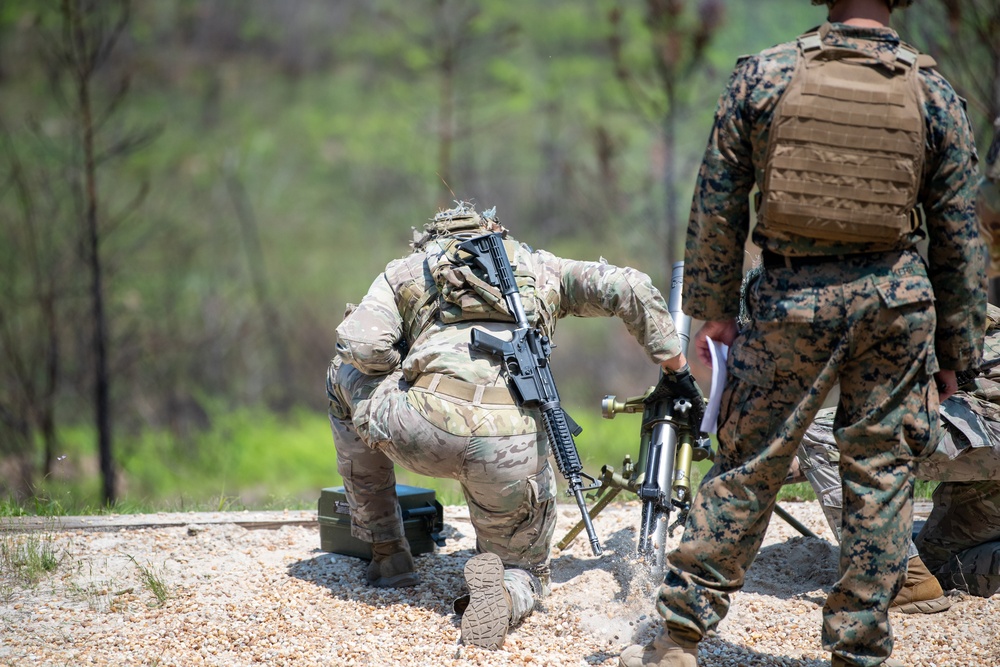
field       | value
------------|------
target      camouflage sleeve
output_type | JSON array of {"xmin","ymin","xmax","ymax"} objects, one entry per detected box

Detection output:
[
  {"xmin": 335, "ymin": 267, "xmax": 403, "ymax": 375},
  {"xmin": 979, "ymin": 117, "xmax": 1000, "ymax": 276},
  {"xmin": 920, "ymin": 71, "xmax": 988, "ymax": 370},
  {"xmin": 535, "ymin": 249, "xmax": 683, "ymax": 364},
  {"xmin": 682, "ymin": 57, "xmax": 758, "ymax": 321}
]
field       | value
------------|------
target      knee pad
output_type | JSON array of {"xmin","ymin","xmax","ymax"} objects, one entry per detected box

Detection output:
[{"xmin": 936, "ymin": 541, "xmax": 1000, "ymax": 597}]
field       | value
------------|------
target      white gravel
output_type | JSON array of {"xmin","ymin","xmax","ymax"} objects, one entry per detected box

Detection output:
[{"xmin": 1, "ymin": 500, "xmax": 997, "ymax": 666}]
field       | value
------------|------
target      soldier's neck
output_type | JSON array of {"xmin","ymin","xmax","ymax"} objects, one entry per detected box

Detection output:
[{"xmin": 829, "ymin": 0, "xmax": 891, "ymax": 27}]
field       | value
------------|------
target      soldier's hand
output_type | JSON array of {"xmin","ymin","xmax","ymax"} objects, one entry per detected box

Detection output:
[
  {"xmin": 694, "ymin": 319, "xmax": 738, "ymax": 368},
  {"xmin": 644, "ymin": 363, "xmax": 706, "ymax": 432}
]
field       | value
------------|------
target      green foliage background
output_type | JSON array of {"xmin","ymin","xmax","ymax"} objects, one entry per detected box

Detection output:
[{"xmin": 0, "ymin": 0, "xmax": 990, "ymax": 512}]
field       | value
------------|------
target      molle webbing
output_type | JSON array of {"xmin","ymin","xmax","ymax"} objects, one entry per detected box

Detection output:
[
  {"xmin": 393, "ymin": 256, "xmax": 440, "ymax": 344},
  {"xmin": 395, "ymin": 239, "xmax": 551, "ymax": 345},
  {"xmin": 759, "ymin": 33, "xmax": 925, "ymax": 244}
]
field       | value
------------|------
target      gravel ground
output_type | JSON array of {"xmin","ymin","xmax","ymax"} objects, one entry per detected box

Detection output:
[{"xmin": 1, "ymin": 500, "xmax": 997, "ymax": 667}]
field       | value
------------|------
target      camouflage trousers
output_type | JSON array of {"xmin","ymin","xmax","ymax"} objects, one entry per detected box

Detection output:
[
  {"xmin": 327, "ymin": 358, "xmax": 557, "ymax": 596},
  {"xmin": 800, "ymin": 405, "xmax": 1000, "ymax": 597},
  {"xmin": 658, "ymin": 251, "xmax": 940, "ymax": 667},
  {"xmin": 797, "ymin": 408, "xmax": 919, "ymax": 558}
]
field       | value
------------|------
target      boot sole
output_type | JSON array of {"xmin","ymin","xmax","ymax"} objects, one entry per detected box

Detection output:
[
  {"xmin": 461, "ymin": 553, "xmax": 509, "ymax": 650},
  {"xmin": 891, "ymin": 594, "xmax": 952, "ymax": 614}
]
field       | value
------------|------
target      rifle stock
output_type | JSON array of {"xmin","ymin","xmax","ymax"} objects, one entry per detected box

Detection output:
[{"xmin": 458, "ymin": 234, "xmax": 602, "ymax": 556}]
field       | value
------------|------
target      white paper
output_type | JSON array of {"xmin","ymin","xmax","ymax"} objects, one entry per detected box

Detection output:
[{"xmin": 700, "ymin": 337, "xmax": 729, "ymax": 434}]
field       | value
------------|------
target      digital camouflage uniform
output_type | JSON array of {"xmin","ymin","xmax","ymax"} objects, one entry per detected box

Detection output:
[
  {"xmin": 799, "ymin": 303, "xmax": 1000, "ymax": 599},
  {"xmin": 663, "ymin": 23, "xmax": 986, "ymax": 667},
  {"xmin": 981, "ymin": 117, "xmax": 1000, "ymax": 274},
  {"xmin": 329, "ymin": 203, "xmax": 683, "ymax": 634}
]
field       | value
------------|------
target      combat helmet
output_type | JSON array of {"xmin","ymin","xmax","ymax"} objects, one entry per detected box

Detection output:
[
  {"xmin": 811, "ymin": 0, "xmax": 913, "ymax": 8},
  {"xmin": 411, "ymin": 200, "xmax": 507, "ymax": 250}
]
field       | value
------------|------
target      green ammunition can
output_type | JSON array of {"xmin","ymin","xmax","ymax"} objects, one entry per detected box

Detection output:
[{"xmin": 317, "ymin": 485, "xmax": 446, "ymax": 559}]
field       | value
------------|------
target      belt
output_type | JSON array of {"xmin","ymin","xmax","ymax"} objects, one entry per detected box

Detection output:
[
  {"xmin": 412, "ymin": 373, "xmax": 518, "ymax": 405},
  {"xmin": 761, "ymin": 250, "xmax": 884, "ymax": 270}
]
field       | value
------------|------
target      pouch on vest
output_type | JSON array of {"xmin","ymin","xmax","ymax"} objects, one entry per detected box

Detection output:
[
  {"xmin": 396, "ymin": 238, "xmax": 551, "ymax": 342},
  {"xmin": 430, "ymin": 238, "xmax": 547, "ymax": 328},
  {"xmin": 758, "ymin": 25, "xmax": 926, "ymax": 245}
]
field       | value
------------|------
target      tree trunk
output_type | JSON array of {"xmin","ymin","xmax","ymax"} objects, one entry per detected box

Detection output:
[
  {"xmin": 225, "ymin": 171, "xmax": 294, "ymax": 410},
  {"xmin": 70, "ymin": 0, "xmax": 116, "ymax": 506}
]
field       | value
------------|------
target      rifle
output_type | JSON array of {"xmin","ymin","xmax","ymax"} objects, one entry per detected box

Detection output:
[{"xmin": 456, "ymin": 232, "xmax": 603, "ymax": 556}]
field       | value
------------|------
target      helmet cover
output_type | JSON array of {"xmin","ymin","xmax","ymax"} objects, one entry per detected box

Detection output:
[{"xmin": 411, "ymin": 201, "xmax": 507, "ymax": 249}]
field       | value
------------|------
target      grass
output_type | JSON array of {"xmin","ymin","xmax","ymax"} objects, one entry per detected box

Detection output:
[
  {"xmin": 127, "ymin": 554, "xmax": 169, "ymax": 606},
  {"xmin": 0, "ymin": 527, "xmax": 63, "ymax": 588},
  {"xmin": 65, "ymin": 563, "xmax": 122, "ymax": 613},
  {"xmin": 4, "ymin": 402, "xmax": 647, "ymax": 513},
  {"xmin": 5, "ymin": 401, "xmax": 946, "ymax": 518}
]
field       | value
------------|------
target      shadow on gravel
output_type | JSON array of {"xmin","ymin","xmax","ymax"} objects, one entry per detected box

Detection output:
[
  {"xmin": 286, "ymin": 543, "xmax": 476, "ymax": 621},
  {"xmin": 744, "ymin": 535, "xmax": 839, "ymax": 603},
  {"xmin": 586, "ymin": 637, "xmax": 832, "ymax": 667}
]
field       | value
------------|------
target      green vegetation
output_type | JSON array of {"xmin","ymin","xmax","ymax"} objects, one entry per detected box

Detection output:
[
  {"xmin": 127, "ymin": 555, "xmax": 169, "ymax": 606},
  {"xmin": 3, "ymin": 392, "xmax": 952, "ymax": 515},
  {"xmin": 0, "ymin": 527, "xmax": 63, "ymax": 588},
  {"xmin": 1, "ymin": 400, "xmax": 662, "ymax": 512},
  {"xmin": 1, "ymin": 1, "xmax": 985, "ymax": 511}
]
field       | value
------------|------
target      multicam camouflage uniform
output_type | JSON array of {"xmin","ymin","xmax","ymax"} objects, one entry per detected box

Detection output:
[
  {"xmin": 329, "ymin": 203, "xmax": 683, "ymax": 632},
  {"xmin": 981, "ymin": 117, "xmax": 1000, "ymax": 274},
  {"xmin": 661, "ymin": 23, "xmax": 986, "ymax": 667},
  {"xmin": 799, "ymin": 303, "xmax": 1000, "ymax": 599}
]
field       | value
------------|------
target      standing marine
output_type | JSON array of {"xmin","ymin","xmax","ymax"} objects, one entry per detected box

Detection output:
[
  {"xmin": 328, "ymin": 202, "xmax": 702, "ymax": 651},
  {"xmin": 620, "ymin": 1, "xmax": 987, "ymax": 666}
]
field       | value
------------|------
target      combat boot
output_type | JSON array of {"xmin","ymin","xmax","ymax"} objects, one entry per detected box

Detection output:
[
  {"xmin": 618, "ymin": 630, "xmax": 699, "ymax": 667},
  {"xmin": 461, "ymin": 553, "xmax": 512, "ymax": 650},
  {"xmin": 366, "ymin": 537, "xmax": 419, "ymax": 588},
  {"xmin": 890, "ymin": 555, "xmax": 951, "ymax": 614}
]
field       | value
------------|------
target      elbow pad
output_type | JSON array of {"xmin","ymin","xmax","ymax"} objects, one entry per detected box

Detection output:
[{"xmin": 335, "ymin": 339, "xmax": 401, "ymax": 376}]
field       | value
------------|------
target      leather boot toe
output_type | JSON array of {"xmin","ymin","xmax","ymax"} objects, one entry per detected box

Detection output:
[
  {"xmin": 890, "ymin": 556, "xmax": 951, "ymax": 614},
  {"xmin": 618, "ymin": 630, "xmax": 698, "ymax": 667}
]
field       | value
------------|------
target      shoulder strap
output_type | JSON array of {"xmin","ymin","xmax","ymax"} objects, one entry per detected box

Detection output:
[
  {"xmin": 894, "ymin": 43, "xmax": 919, "ymax": 69},
  {"xmin": 798, "ymin": 31, "xmax": 823, "ymax": 55}
]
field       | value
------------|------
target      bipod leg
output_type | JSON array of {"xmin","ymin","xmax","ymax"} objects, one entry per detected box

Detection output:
[
  {"xmin": 773, "ymin": 503, "xmax": 818, "ymax": 539},
  {"xmin": 556, "ymin": 486, "xmax": 622, "ymax": 551}
]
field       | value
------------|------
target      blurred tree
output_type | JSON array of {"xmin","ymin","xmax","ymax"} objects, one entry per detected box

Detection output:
[
  {"xmin": 607, "ymin": 0, "xmax": 725, "ymax": 269},
  {"xmin": 224, "ymin": 159, "xmax": 294, "ymax": 411},
  {"xmin": 367, "ymin": 0, "xmax": 521, "ymax": 207},
  {"xmin": 44, "ymin": 0, "xmax": 156, "ymax": 505},
  {"xmin": 898, "ymin": 0, "xmax": 999, "ymax": 140},
  {"xmin": 0, "ymin": 127, "xmax": 65, "ymax": 499},
  {"xmin": 898, "ymin": 0, "xmax": 999, "ymax": 301}
]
